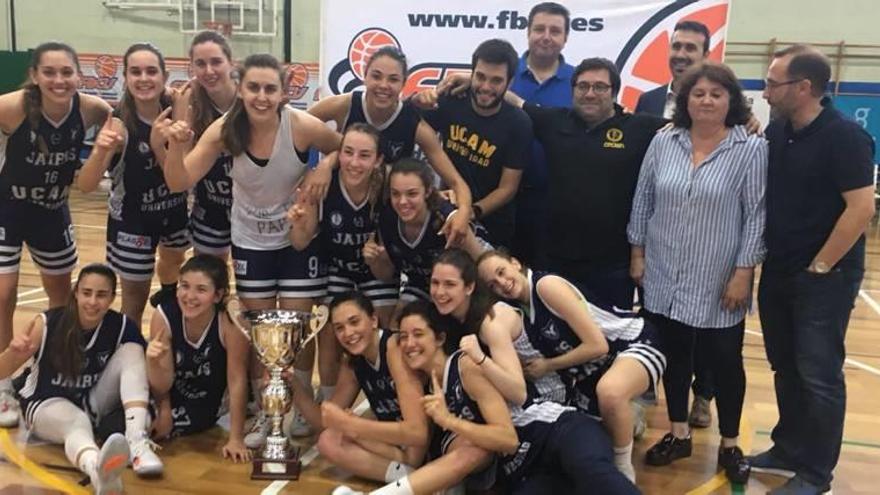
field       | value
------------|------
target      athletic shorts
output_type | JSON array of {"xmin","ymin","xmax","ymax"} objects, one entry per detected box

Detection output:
[
  {"xmin": 190, "ymin": 200, "xmax": 231, "ymax": 256},
  {"xmin": 325, "ymin": 273, "xmax": 399, "ymax": 307},
  {"xmin": 0, "ymin": 200, "xmax": 77, "ymax": 275},
  {"xmin": 106, "ymin": 211, "xmax": 191, "ymax": 282},
  {"xmin": 231, "ymin": 243, "xmax": 327, "ymax": 300},
  {"xmin": 571, "ymin": 320, "xmax": 666, "ymax": 416}
]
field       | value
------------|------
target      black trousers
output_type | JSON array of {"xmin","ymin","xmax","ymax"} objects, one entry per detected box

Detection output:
[{"xmin": 649, "ymin": 312, "xmax": 745, "ymax": 438}]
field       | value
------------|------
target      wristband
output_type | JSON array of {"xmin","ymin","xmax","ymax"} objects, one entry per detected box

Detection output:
[{"xmin": 477, "ymin": 353, "xmax": 488, "ymax": 365}]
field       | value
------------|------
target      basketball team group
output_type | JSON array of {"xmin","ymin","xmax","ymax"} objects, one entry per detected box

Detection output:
[{"xmin": 0, "ymin": 1, "xmax": 874, "ymax": 494}]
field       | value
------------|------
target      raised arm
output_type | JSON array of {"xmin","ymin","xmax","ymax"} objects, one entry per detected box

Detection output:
[
  {"xmin": 423, "ymin": 358, "xmax": 518, "ymax": 455},
  {"xmin": 77, "ymin": 114, "xmax": 126, "ymax": 193},
  {"xmin": 0, "ymin": 316, "xmax": 44, "ymax": 379},
  {"xmin": 461, "ymin": 304, "xmax": 527, "ymax": 406},
  {"xmin": 415, "ymin": 120, "xmax": 473, "ymax": 246},
  {"xmin": 287, "ymin": 185, "xmax": 321, "ymax": 251},
  {"xmin": 164, "ymin": 115, "xmax": 224, "ymax": 192},
  {"xmin": 145, "ymin": 310, "xmax": 175, "ymax": 397}
]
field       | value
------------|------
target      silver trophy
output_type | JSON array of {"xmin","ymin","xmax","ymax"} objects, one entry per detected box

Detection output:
[{"xmin": 228, "ymin": 301, "xmax": 328, "ymax": 480}]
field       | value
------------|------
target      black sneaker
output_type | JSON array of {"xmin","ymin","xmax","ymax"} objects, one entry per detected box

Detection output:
[
  {"xmin": 718, "ymin": 445, "xmax": 751, "ymax": 484},
  {"xmin": 645, "ymin": 433, "xmax": 692, "ymax": 466},
  {"xmin": 748, "ymin": 448, "xmax": 797, "ymax": 478},
  {"xmin": 149, "ymin": 286, "xmax": 176, "ymax": 308}
]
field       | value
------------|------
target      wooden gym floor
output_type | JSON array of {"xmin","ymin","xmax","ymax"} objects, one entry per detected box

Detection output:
[{"xmin": 1, "ymin": 188, "xmax": 878, "ymax": 494}]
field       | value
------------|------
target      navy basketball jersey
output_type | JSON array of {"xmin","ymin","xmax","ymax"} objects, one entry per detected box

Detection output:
[
  {"xmin": 14, "ymin": 307, "xmax": 145, "ymax": 425},
  {"xmin": 194, "ymin": 106, "xmax": 233, "ymax": 217},
  {"xmin": 378, "ymin": 200, "xmax": 456, "ymax": 298},
  {"xmin": 157, "ymin": 299, "xmax": 228, "ymax": 436},
  {"xmin": 522, "ymin": 271, "xmax": 602, "ymax": 388},
  {"xmin": 0, "ymin": 94, "xmax": 85, "ymax": 209},
  {"xmin": 436, "ymin": 350, "xmax": 485, "ymax": 454},
  {"xmin": 108, "ymin": 110, "xmax": 188, "ymax": 221},
  {"xmin": 343, "ymin": 91, "xmax": 419, "ymax": 163},
  {"xmin": 320, "ymin": 170, "xmax": 376, "ymax": 282},
  {"xmin": 350, "ymin": 329, "xmax": 400, "ymax": 422}
]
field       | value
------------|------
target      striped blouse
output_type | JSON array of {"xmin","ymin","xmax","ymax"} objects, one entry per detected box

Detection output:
[{"xmin": 627, "ymin": 125, "xmax": 768, "ymax": 328}]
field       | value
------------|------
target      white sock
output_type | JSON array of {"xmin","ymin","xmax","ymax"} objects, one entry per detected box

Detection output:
[
  {"xmin": 74, "ymin": 446, "xmax": 99, "ymax": 478},
  {"xmin": 384, "ymin": 461, "xmax": 414, "ymax": 482},
  {"xmin": 320, "ymin": 385, "xmax": 336, "ymax": 402},
  {"xmin": 370, "ymin": 475, "xmax": 414, "ymax": 495},
  {"xmin": 124, "ymin": 407, "xmax": 149, "ymax": 441},
  {"xmin": 614, "ymin": 442, "xmax": 635, "ymax": 483},
  {"xmin": 294, "ymin": 369, "xmax": 313, "ymax": 393}
]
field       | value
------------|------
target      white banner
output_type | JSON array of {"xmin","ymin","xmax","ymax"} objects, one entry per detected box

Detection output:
[{"xmin": 320, "ymin": 0, "xmax": 730, "ymax": 109}]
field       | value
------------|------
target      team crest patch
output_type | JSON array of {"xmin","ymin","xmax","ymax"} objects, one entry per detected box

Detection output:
[
  {"xmin": 330, "ymin": 211, "xmax": 343, "ymax": 227},
  {"xmin": 541, "ymin": 321, "xmax": 560, "ymax": 340},
  {"xmin": 50, "ymin": 133, "xmax": 62, "ymax": 146},
  {"xmin": 117, "ymin": 232, "xmax": 151, "ymax": 250},
  {"xmin": 138, "ymin": 141, "xmax": 151, "ymax": 155},
  {"xmin": 233, "ymin": 259, "xmax": 247, "ymax": 276},
  {"xmin": 603, "ymin": 128, "xmax": 625, "ymax": 149}
]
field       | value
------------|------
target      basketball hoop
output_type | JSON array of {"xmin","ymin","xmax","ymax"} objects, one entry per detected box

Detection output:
[{"xmin": 203, "ymin": 20, "xmax": 233, "ymax": 38}]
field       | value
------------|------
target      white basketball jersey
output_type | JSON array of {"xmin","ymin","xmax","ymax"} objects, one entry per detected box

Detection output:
[{"xmin": 230, "ymin": 106, "xmax": 308, "ymax": 250}]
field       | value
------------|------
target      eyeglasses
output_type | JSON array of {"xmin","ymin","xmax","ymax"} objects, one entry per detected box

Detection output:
[
  {"xmin": 764, "ymin": 78, "xmax": 804, "ymax": 89},
  {"xmin": 573, "ymin": 82, "xmax": 612, "ymax": 94}
]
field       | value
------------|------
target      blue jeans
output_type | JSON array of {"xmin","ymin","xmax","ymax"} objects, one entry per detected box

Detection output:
[{"xmin": 758, "ymin": 267, "xmax": 863, "ymax": 487}]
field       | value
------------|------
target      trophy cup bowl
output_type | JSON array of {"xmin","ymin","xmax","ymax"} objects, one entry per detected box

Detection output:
[{"xmin": 228, "ymin": 302, "xmax": 328, "ymax": 480}]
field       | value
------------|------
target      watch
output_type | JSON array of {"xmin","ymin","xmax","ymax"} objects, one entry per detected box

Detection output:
[
  {"xmin": 472, "ymin": 204, "xmax": 483, "ymax": 220},
  {"xmin": 809, "ymin": 260, "xmax": 830, "ymax": 274}
]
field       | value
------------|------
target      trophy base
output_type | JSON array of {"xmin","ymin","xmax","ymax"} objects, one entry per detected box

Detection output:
[{"xmin": 251, "ymin": 448, "xmax": 302, "ymax": 480}]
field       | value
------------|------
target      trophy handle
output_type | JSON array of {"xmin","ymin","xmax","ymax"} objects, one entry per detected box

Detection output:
[
  {"xmin": 294, "ymin": 304, "xmax": 329, "ymax": 350},
  {"xmin": 226, "ymin": 297, "xmax": 252, "ymax": 342}
]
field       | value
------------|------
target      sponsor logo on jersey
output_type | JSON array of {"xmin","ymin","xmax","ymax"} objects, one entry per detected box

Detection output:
[
  {"xmin": 49, "ymin": 133, "xmax": 61, "ymax": 146},
  {"xmin": 233, "ymin": 259, "xmax": 247, "ymax": 276},
  {"xmin": 117, "ymin": 232, "xmax": 151, "ymax": 250},
  {"xmin": 330, "ymin": 211, "xmax": 344, "ymax": 227}
]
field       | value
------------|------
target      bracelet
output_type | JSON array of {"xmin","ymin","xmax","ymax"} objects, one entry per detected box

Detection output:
[{"xmin": 477, "ymin": 353, "xmax": 488, "ymax": 365}]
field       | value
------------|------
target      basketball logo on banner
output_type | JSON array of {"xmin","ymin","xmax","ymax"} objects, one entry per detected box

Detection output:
[
  {"xmin": 285, "ymin": 63, "xmax": 311, "ymax": 101},
  {"xmin": 327, "ymin": 28, "xmax": 401, "ymax": 95},
  {"xmin": 616, "ymin": 0, "xmax": 729, "ymax": 110}
]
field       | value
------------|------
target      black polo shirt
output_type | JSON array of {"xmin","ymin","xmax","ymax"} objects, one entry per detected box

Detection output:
[
  {"xmin": 764, "ymin": 103, "xmax": 875, "ymax": 274},
  {"xmin": 523, "ymin": 103, "xmax": 666, "ymax": 265}
]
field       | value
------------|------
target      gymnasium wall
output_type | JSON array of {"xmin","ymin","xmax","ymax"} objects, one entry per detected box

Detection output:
[{"xmin": 0, "ymin": 0, "xmax": 877, "ymax": 81}]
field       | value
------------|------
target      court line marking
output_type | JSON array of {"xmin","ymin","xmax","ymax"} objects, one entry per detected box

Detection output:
[
  {"xmin": 685, "ymin": 415, "xmax": 753, "ymax": 495},
  {"xmin": 71, "ymin": 224, "xmax": 107, "ymax": 230},
  {"xmin": 745, "ymin": 329, "xmax": 880, "ymax": 377},
  {"xmin": 858, "ymin": 290, "xmax": 880, "ymax": 317},
  {"xmin": 0, "ymin": 428, "xmax": 91, "ymax": 495},
  {"xmin": 260, "ymin": 399, "xmax": 370, "ymax": 495},
  {"xmin": 15, "ymin": 288, "xmax": 44, "ymax": 298}
]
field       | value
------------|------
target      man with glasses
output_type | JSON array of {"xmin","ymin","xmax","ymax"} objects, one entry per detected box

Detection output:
[
  {"xmin": 508, "ymin": 58, "xmax": 665, "ymax": 316},
  {"xmin": 752, "ymin": 44, "xmax": 875, "ymax": 495}
]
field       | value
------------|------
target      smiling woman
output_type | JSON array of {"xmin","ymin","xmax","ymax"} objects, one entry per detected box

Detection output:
[{"xmin": 77, "ymin": 42, "xmax": 190, "ymax": 332}]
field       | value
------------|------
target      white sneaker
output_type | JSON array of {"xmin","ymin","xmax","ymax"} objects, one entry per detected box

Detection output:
[
  {"xmin": 244, "ymin": 411, "xmax": 270, "ymax": 449},
  {"xmin": 631, "ymin": 401, "xmax": 647, "ymax": 440},
  {"xmin": 332, "ymin": 486, "xmax": 364, "ymax": 495},
  {"xmin": 128, "ymin": 432, "xmax": 163, "ymax": 477},
  {"xmin": 0, "ymin": 389, "xmax": 20, "ymax": 428},
  {"xmin": 93, "ymin": 433, "xmax": 129, "ymax": 495},
  {"xmin": 286, "ymin": 409, "xmax": 314, "ymax": 438}
]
